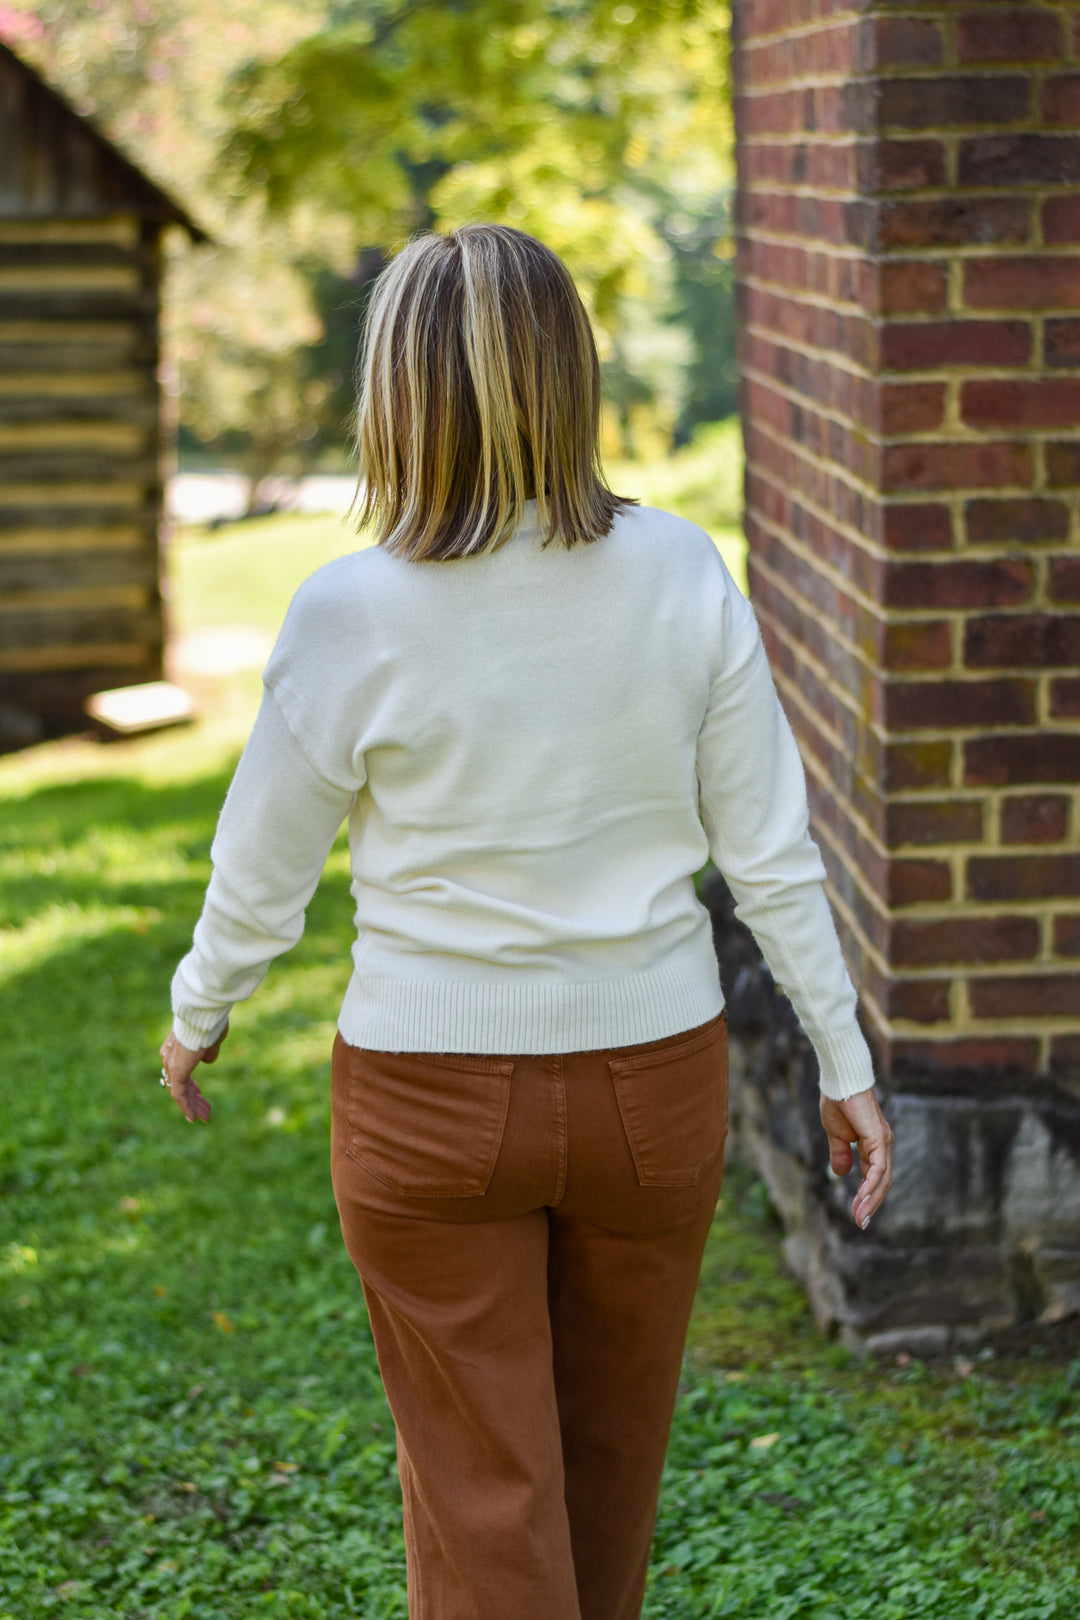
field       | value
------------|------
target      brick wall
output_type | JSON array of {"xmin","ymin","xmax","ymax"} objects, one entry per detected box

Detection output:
[{"xmin": 734, "ymin": 0, "xmax": 1080, "ymax": 1083}]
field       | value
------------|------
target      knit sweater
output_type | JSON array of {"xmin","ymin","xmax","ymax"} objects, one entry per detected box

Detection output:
[{"xmin": 171, "ymin": 502, "xmax": 875, "ymax": 1101}]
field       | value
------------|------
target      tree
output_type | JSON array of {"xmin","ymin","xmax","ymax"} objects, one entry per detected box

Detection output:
[
  {"xmin": 4, "ymin": 1, "xmax": 737, "ymax": 462},
  {"xmin": 224, "ymin": 0, "xmax": 735, "ymax": 448}
]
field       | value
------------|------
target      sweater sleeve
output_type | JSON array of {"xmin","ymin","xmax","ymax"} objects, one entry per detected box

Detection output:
[
  {"xmin": 170, "ymin": 686, "xmax": 358, "ymax": 1050},
  {"xmin": 696, "ymin": 582, "xmax": 875, "ymax": 1101}
]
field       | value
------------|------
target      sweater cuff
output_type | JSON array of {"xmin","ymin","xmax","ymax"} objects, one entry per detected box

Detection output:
[
  {"xmin": 171, "ymin": 1009, "xmax": 231, "ymax": 1054},
  {"xmin": 812, "ymin": 1020, "xmax": 876, "ymax": 1101}
]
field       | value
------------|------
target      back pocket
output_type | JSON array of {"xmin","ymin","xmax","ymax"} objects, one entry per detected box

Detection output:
[
  {"xmin": 609, "ymin": 1016, "xmax": 728, "ymax": 1188},
  {"xmin": 344, "ymin": 1049, "xmax": 514, "ymax": 1198}
]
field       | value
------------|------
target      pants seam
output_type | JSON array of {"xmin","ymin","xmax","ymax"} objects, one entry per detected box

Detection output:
[
  {"xmin": 551, "ymin": 1054, "xmax": 567, "ymax": 1206},
  {"xmin": 400, "ymin": 1445, "xmax": 425, "ymax": 1620}
]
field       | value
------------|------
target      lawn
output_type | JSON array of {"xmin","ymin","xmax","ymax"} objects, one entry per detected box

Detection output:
[{"xmin": 2, "ymin": 446, "xmax": 1079, "ymax": 1617}]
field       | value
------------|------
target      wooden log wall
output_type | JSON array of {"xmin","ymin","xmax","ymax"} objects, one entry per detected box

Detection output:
[{"xmin": 0, "ymin": 212, "xmax": 165, "ymax": 726}]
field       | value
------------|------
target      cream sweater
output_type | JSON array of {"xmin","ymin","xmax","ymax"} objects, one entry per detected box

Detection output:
[{"xmin": 171, "ymin": 502, "xmax": 875, "ymax": 1100}]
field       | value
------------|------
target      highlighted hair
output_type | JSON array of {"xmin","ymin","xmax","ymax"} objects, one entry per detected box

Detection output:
[{"xmin": 354, "ymin": 225, "xmax": 632, "ymax": 560}]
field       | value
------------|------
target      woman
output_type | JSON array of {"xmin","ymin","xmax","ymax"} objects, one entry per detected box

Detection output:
[{"xmin": 162, "ymin": 225, "xmax": 893, "ymax": 1620}]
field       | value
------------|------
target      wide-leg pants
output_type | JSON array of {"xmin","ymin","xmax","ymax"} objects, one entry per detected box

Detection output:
[{"xmin": 330, "ymin": 1012, "xmax": 728, "ymax": 1620}]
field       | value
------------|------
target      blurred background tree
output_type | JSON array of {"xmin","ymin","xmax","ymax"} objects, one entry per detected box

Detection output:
[{"xmin": 1, "ymin": 0, "xmax": 735, "ymax": 484}]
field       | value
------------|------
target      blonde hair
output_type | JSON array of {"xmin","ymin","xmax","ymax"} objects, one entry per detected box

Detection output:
[{"xmin": 353, "ymin": 225, "xmax": 633, "ymax": 560}]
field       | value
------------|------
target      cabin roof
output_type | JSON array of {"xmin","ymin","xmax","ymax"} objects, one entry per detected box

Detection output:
[{"xmin": 0, "ymin": 39, "xmax": 208, "ymax": 240}]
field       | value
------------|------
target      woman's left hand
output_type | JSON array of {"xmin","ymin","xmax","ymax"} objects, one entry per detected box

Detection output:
[{"xmin": 159, "ymin": 1025, "xmax": 228, "ymax": 1123}]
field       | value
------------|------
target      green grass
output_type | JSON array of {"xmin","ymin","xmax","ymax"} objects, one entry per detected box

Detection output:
[
  {"xmin": 2, "ymin": 445, "xmax": 1079, "ymax": 1615},
  {"xmin": 168, "ymin": 511, "xmax": 374, "ymax": 638}
]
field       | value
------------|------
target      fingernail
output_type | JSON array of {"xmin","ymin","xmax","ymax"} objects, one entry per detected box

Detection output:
[{"xmin": 860, "ymin": 1215, "xmax": 871, "ymax": 1230}]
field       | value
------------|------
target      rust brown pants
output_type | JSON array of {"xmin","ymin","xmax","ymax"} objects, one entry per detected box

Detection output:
[{"xmin": 330, "ymin": 1012, "xmax": 728, "ymax": 1620}]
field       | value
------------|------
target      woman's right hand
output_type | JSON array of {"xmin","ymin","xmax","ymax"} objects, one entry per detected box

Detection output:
[
  {"xmin": 159, "ymin": 1023, "xmax": 228, "ymax": 1123},
  {"xmin": 819, "ymin": 1089, "xmax": 894, "ymax": 1230}
]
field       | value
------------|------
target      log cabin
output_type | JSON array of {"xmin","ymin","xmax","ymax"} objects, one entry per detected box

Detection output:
[{"xmin": 0, "ymin": 39, "xmax": 205, "ymax": 746}]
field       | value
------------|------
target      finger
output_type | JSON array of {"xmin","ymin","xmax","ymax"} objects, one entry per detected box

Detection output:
[
  {"xmin": 170, "ymin": 1078, "xmax": 211, "ymax": 1124},
  {"xmin": 186, "ymin": 1086, "xmax": 211, "ymax": 1123},
  {"xmin": 825, "ymin": 1135, "xmax": 855, "ymax": 1177},
  {"xmin": 853, "ymin": 1152, "xmax": 892, "ymax": 1226},
  {"xmin": 185, "ymin": 1079, "xmax": 211, "ymax": 1122}
]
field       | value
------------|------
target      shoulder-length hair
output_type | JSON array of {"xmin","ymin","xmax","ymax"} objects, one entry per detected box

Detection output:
[{"xmin": 353, "ymin": 225, "xmax": 633, "ymax": 560}]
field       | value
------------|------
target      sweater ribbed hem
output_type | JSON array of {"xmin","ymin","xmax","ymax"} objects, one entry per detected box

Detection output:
[
  {"xmin": 336, "ymin": 944, "xmax": 725, "ymax": 1056},
  {"xmin": 171, "ymin": 1010, "xmax": 231, "ymax": 1053},
  {"xmin": 811, "ymin": 1019, "xmax": 876, "ymax": 1100}
]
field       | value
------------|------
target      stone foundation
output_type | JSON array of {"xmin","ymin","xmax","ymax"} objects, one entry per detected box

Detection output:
[{"xmin": 705, "ymin": 872, "xmax": 1080, "ymax": 1354}]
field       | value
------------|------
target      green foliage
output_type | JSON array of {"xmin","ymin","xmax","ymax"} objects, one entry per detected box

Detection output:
[
  {"xmin": 224, "ymin": 0, "xmax": 736, "ymax": 445},
  {"xmin": 648, "ymin": 1357, "xmax": 1080, "ymax": 1619},
  {"xmin": 611, "ymin": 415, "xmax": 744, "ymax": 527},
  {"xmin": 225, "ymin": 2, "xmax": 729, "ymax": 243},
  {"xmin": 6, "ymin": 0, "xmax": 738, "ymax": 465}
]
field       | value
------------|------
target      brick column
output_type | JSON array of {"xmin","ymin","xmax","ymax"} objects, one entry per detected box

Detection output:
[{"xmin": 730, "ymin": 0, "xmax": 1080, "ymax": 1349}]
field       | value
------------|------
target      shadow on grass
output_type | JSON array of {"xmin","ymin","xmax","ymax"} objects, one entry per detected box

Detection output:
[{"xmin": 0, "ymin": 761, "xmax": 358, "ymax": 1356}]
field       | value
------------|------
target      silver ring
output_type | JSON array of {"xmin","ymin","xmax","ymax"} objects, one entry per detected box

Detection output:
[{"xmin": 160, "ymin": 1068, "xmax": 171, "ymax": 1089}]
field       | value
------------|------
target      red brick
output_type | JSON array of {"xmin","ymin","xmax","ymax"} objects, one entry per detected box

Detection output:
[
  {"xmin": 870, "ymin": 15, "xmax": 945, "ymax": 69},
  {"xmin": 879, "ymin": 196, "xmax": 1030, "ymax": 251},
  {"xmin": 1050, "ymin": 676, "xmax": 1080, "ymax": 718},
  {"xmin": 884, "ymin": 557, "xmax": 1033, "ymax": 609},
  {"xmin": 886, "ymin": 799, "xmax": 984, "ymax": 846},
  {"xmin": 964, "ymin": 498, "xmax": 1070, "ymax": 545},
  {"xmin": 735, "ymin": 91, "xmax": 799, "ymax": 139},
  {"xmin": 882, "ymin": 503, "xmax": 954, "ymax": 553},
  {"xmin": 881, "ymin": 619, "xmax": 953, "ymax": 671},
  {"xmin": 859, "ymin": 138, "xmax": 948, "ymax": 192},
  {"xmin": 1053, "ymin": 915, "xmax": 1080, "ymax": 957},
  {"xmin": 890, "ymin": 1036, "xmax": 1040, "ymax": 1075},
  {"xmin": 885, "ymin": 979, "xmax": 953, "ymax": 1024},
  {"xmin": 1049, "ymin": 558, "xmax": 1080, "ymax": 603},
  {"xmin": 1001, "ymin": 794, "xmax": 1070, "ymax": 845},
  {"xmin": 967, "ymin": 853, "xmax": 1080, "ymax": 900},
  {"xmin": 1051, "ymin": 1032, "xmax": 1080, "ymax": 1072},
  {"xmin": 957, "ymin": 9, "xmax": 1064, "ymax": 65},
  {"xmin": 965, "ymin": 613, "xmax": 1080, "ymax": 669},
  {"xmin": 883, "ymin": 442, "xmax": 1033, "ymax": 494},
  {"xmin": 745, "ymin": 23, "xmax": 860, "ymax": 88},
  {"xmin": 1042, "ymin": 75, "xmax": 1080, "ymax": 126},
  {"xmin": 965, "ymin": 734, "xmax": 1080, "ymax": 785},
  {"xmin": 880, "ymin": 381, "xmax": 947, "ymax": 434},
  {"xmin": 882, "ymin": 677, "xmax": 1036, "ymax": 730},
  {"xmin": 959, "ymin": 136, "xmax": 1080, "ymax": 188},
  {"xmin": 880, "ymin": 76, "xmax": 1030, "ymax": 130},
  {"xmin": 961, "ymin": 378, "xmax": 1080, "ymax": 431},
  {"xmin": 882, "ymin": 738, "xmax": 954, "ymax": 791},
  {"xmin": 879, "ymin": 262, "xmax": 949, "ymax": 315},
  {"xmin": 1046, "ymin": 442, "xmax": 1080, "ymax": 487},
  {"xmin": 1043, "ymin": 196, "xmax": 1080, "ymax": 244},
  {"xmin": 1046, "ymin": 319, "xmax": 1080, "ymax": 368},
  {"xmin": 889, "ymin": 859, "xmax": 952, "ymax": 907},
  {"xmin": 892, "ymin": 915, "xmax": 1039, "ymax": 968},
  {"xmin": 881, "ymin": 320, "xmax": 1031, "ymax": 371},
  {"xmin": 969, "ymin": 974, "xmax": 1080, "ymax": 1019},
  {"xmin": 965, "ymin": 257, "xmax": 1080, "ymax": 310}
]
